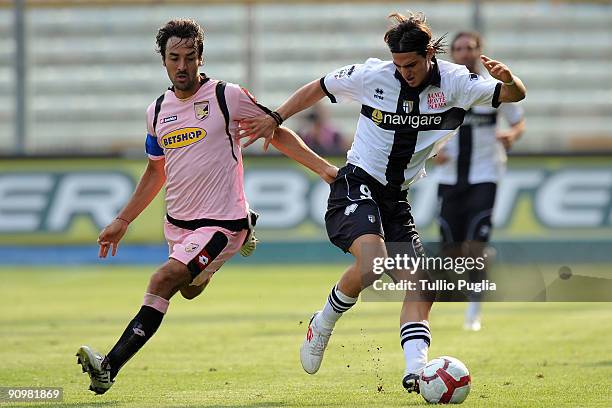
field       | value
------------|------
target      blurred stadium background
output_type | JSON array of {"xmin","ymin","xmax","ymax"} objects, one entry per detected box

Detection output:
[
  {"xmin": 0, "ymin": 1, "xmax": 611, "ymax": 406},
  {"xmin": 0, "ymin": 0, "xmax": 611, "ymax": 264}
]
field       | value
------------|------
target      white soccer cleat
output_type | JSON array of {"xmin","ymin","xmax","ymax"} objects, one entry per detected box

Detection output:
[
  {"xmin": 240, "ymin": 210, "xmax": 259, "ymax": 257},
  {"xmin": 300, "ymin": 312, "xmax": 333, "ymax": 374},
  {"xmin": 76, "ymin": 345, "xmax": 114, "ymax": 395}
]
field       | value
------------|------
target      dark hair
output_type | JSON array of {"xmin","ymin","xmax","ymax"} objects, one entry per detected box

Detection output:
[
  {"xmin": 451, "ymin": 31, "xmax": 483, "ymax": 51},
  {"xmin": 384, "ymin": 11, "xmax": 446, "ymax": 56},
  {"xmin": 156, "ymin": 19, "xmax": 204, "ymax": 59}
]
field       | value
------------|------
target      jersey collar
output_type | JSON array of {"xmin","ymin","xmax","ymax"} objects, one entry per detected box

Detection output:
[{"xmin": 394, "ymin": 57, "xmax": 442, "ymax": 91}]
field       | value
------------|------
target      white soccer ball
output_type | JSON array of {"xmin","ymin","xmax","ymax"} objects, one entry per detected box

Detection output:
[{"xmin": 419, "ymin": 356, "xmax": 471, "ymax": 404}]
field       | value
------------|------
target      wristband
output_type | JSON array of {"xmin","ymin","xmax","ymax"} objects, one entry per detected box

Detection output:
[
  {"xmin": 268, "ymin": 111, "xmax": 284, "ymax": 126},
  {"xmin": 503, "ymin": 78, "xmax": 515, "ymax": 86},
  {"xmin": 116, "ymin": 217, "xmax": 130, "ymax": 225}
]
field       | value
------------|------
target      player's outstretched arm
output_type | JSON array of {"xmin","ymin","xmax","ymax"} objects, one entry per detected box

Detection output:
[
  {"xmin": 271, "ymin": 126, "xmax": 338, "ymax": 184},
  {"xmin": 497, "ymin": 118, "xmax": 526, "ymax": 151},
  {"xmin": 239, "ymin": 79, "xmax": 326, "ymax": 149},
  {"xmin": 97, "ymin": 158, "xmax": 166, "ymax": 258},
  {"xmin": 480, "ymin": 55, "xmax": 526, "ymax": 103}
]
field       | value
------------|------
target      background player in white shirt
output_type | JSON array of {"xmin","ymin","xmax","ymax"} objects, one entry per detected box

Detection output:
[
  {"xmin": 240, "ymin": 11, "xmax": 526, "ymax": 395},
  {"xmin": 434, "ymin": 32, "xmax": 525, "ymax": 331}
]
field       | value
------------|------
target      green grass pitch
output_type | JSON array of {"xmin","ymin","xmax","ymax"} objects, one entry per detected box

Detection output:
[{"xmin": 0, "ymin": 265, "xmax": 610, "ymax": 407}]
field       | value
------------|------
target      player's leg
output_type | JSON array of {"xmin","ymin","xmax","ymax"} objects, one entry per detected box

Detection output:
[
  {"xmin": 77, "ymin": 226, "xmax": 246, "ymax": 394},
  {"xmin": 77, "ymin": 258, "xmax": 190, "ymax": 394},
  {"xmin": 301, "ymin": 164, "xmax": 385, "ymax": 374},
  {"xmin": 300, "ymin": 234, "xmax": 387, "ymax": 374},
  {"xmin": 463, "ymin": 182, "xmax": 497, "ymax": 331},
  {"xmin": 178, "ymin": 278, "xmax": 210, "ymax": 300},
  {"xmin": 380, "ymin": 192, "xmax": 434, "ymax": 393}
]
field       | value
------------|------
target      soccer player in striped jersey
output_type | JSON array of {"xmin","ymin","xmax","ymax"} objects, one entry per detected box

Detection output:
[
  {"xmin": 434, "ymin": 32, "xmax": 525, "ymax": 331},
  {"xmin": 239, "ymin": 11, "xmax": 526, "ymax": 394}
]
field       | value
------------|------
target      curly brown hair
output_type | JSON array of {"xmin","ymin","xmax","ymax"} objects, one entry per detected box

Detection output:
[
  {"xmin": 156, "ymin": 18, "xmax": 204, "ymax": 59},
  {"xmin": 384, "ymin": 11, "xmax": 446, "ymax": 57}
]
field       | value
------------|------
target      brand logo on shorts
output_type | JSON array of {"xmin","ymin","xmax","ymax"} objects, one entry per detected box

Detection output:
[
  {"xmin": 198, "ymin": 254, "xmax": 210, "ymax": 266},
  {"xmin": 185, "ymin": 243, "xmax": 199, "ymax": 253},
  {"xmin": 368, "ymin": 214, "xmax": 376, "ymax": 223},
  {"xmin": 160, "ymin": 127, "xmax": 207, "ymax": 149},
  {"xmin": 194, "ymin": 101, "xmax": 209, "ymax": 120},
  {"xmin": 345, "ymin": 203, "xmax": 358, "ymax": 216},
  {"xmin": 411, "ymin": 236, "xmax": 424, "ymax": 257}
]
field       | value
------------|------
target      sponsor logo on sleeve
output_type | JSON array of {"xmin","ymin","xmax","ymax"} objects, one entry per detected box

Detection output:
[
  {"xmin": 160, "ymin": 127, "xmax": 207, "ymax": 149},
  {"xmin": 334, "ymin": 65, "xmax": 356, "ymax": 79}
]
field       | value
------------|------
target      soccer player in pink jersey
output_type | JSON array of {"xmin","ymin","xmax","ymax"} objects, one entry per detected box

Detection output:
[{"xmin": 76, "ymin": 19, "xmax": 337, "ymax": 395}]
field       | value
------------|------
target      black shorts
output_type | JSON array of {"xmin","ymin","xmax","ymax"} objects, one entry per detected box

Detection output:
[
  {"xmin": 437, "ymin": 182, "xmax": 497, "ymax": 244},
  {"xmin": 325, "ymin": 164, "xmax": 422, "ymax": 254}
]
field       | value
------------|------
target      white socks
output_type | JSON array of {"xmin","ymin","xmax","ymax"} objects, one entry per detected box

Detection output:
[
  {"xmin": 318, "ymin": 284, "xmax": 358, "ymax": 329},
  {"xmin": 401, "ymin": 321, "xmax": 431, "ymax": 374}
]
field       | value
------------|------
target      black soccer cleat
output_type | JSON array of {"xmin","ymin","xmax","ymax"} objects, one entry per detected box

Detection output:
[{"xmin": 402, "ymin": 372, "xmax": 420, "ymax": 394}]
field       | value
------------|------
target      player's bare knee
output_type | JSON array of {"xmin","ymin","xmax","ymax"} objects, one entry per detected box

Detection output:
[{"xmin": 149, "ymin": 260, "xmax": 191, "ymax": 294}]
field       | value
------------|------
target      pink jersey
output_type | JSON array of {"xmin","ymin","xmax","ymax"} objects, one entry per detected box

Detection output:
[{"xmin": 145, "ymin": 75, "xmax": 267, "ymax": 221}]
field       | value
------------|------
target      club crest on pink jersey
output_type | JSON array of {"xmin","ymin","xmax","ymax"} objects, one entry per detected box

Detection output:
[{"xmin": 194, "ymin": 101, "xmax": 209, "ymax": 120}]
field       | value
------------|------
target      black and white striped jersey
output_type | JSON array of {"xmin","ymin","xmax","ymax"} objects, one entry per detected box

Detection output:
[
  {"xmin": 436, "ymin": 100, "xmax": 524, "ymax": 185},
  {"xmin": 321, "ymin": 57, "xmax": 501, "ymax": 189}
]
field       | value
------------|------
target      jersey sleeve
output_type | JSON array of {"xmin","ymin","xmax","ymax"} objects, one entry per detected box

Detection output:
[
  {"xmin": 231, "ymin": 84, "xmax": 270, "ymax": 120},
  {"xmin": 320, "ymin": 63, "xmax": 365, "ymax": 104},
  {"xmin": 455, "ymin": 70, "xmax": 502, "ymax": 109},
  {"xmin": 145, "ymin": 103, "xmax": 164, "ymax": 160},
  {"xmin": 498, "ymin": 102, "xmax": 524, "ymax": 125}
]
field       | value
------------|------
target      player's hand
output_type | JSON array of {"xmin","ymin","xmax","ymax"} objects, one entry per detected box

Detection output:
[
  {"xmin": 97, "ymin": 218, "xmax": 129, "ymax": 258},
  {"xmin": 481, "ymin": 55, "xmax": 513, "ymax": 84},
  {"xmin": 320, "ymin": 165, "xmax": 339, "ymax": 184},
  {"xmin": 238, "ymin": 115, "xmax": 277, "ymax": 151},
  {"xmin": 497, "ymin": 129, "xmax": 517, "ymax": 151}
]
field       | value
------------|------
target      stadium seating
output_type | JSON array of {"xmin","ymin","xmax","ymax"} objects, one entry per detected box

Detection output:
[{"xmin": 0, "ymin": 2, "xmax": 610, "ymax": 153}]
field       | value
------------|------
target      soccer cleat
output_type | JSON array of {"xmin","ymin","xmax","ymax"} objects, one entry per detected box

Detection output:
[
  {"xmin": 76, "ymin": 345, "xmax": 114, "ymax": 395},
  {"xmin": 402, "ymin": 372, "xmax": 421, "ymax": 394},
  {"xmin": 300, "ymin": 311, "xmax": 333, "ymax": 374},
  {"xmin": 240, "ymin": 210, "xmax": 259, "ymax": 257}
]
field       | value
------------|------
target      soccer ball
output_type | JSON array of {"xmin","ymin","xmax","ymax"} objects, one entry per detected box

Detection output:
[{"xmin": 419, "ymin": 356, "xmax": 471, "ymax": 404}]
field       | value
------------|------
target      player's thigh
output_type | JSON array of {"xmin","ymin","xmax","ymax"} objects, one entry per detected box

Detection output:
[
  {"xmin": 325, "ymin": 167, "xmax": 384, "ymax": 253},
  {"xmin": 167, "ymin": 225, "xmax": 247, "ymax": 287},
  {"xmin": 437, "ymin": 184, "xmax": 468, "ymax": 244},
  {"xmin": 465, "ymin": 182, "xmax": 497, "ymax": 242}
]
